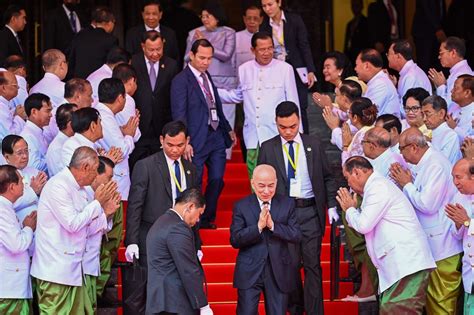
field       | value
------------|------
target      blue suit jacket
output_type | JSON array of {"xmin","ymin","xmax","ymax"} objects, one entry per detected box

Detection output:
[
  {"xmin": 171, "ymin": 66, "xmax": 232, "ymax": 152},
  {"xmin": 230, "ymin": 194, "xmax": 302, "ymax": 293}
]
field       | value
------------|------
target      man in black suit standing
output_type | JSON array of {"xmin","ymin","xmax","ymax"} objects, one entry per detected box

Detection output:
[
  {"xmin": 68, "ymin": 6, "xmax": 118, "ymax": 79},
  {"xmin": 125, "ymin": 0, "xmax": 179, "ymax": 62},
  {"xmin": 129, "ymin": 30, "xmax": 178, "ymax": 169},
  {"xmin": 258, "ymin": 101, "xmax": 338, "ymax": 315},
  {"xmin": 367, "ymin": 0, "xmax": 399, "ymax": 56},
  {"xmin": 231, "ymin": 164, "xmax": 301, "ymax": 315},
  {"xmin": 146, "ymin": 188, "xmax": 212, "ymax": 315},
  {"xmin": 0, "ymin": 5, "xmax": 26, "ymax": 66},
  {"xmin": 43, "ymin": 0, "xmax": 86, "ymax": 54}
]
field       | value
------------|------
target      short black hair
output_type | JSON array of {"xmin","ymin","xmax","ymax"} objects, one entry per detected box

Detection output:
[
  {"xmin": 458, "ymin": 74, "xmax": 474, "ymax": 96},
  {"xmin": 98, "ymin": 78, "xmax": 125, "ymax": 104},
  {"xmin": 64, "ymin": 78, "xmax": 90, "ymax": 99},
  {"xmin": 141, "ymin": 30, "xmax": 163, "ymax": 44},
  {"xmin": 376, "ymin": 114, "xmax": 402, "ymax": 134},
  {"xmin": 106, "ymin": 46, "xmax": 130, "ymax": 65},
  {"xmin": 444, "ymin": 36, "xmax": 466, "ymax": 58},
  {"xmin": 2, "ymin": 134, "xmax": 24, "ymax": 155},
  {"xmin": 402, "ymin": 88, "xmax": 430, "ymax": 107},
  {"xmin": 359, "ymin": 48, "xmax": 383, "ymax": 68},
  {"xmin": 191, "ymin": 39, "xmax": 214, "ymax": 54},
  {"xmin": 244, "ymin": 5, "xmax": 262, "ymax": 16},
  {"xmin": 142, "ymin": 0, "xmax": 162, "ymax": 12},
  {"xmin": 91, "ymin": 6, "xmax": 115, "ymax": 23},
  {"xmin": 0, "ymin": 165, "xmax": 20, "ymax": 194},
  {"xmin": 112, "ymin": 63, "xmax": 137, "ymax": 84},
  {"xmin": 162, "ymin": 120, "xmax": 188, "ymax": 138},
  {"xmin": 56, "ymin": 103, "xmax": 77, "ymax": 131},
  {"xmin": 251, "ymin": 31, "xmax": 273, "ymax": 48},
  {"xmin": 202, "ymin": 1, "xmax": 227, "ymax": 26},
  {"xmin": 3, "ymin": 55, "xmax": 26, "ymax": 71},
  {"xmin": 4, "ymin": 5, "xmax": 24, "ymax": 25},
  {"xmin": 344, "ymin": 156, "xmax": 373, "ymax": 173},
  {"xmin": 324, "ymin": 51, "xmax": 356, "ymax": 78},
  {"xmin": 24, "ymin": 93, "xmax": 50, "ymax": 117},
  {"xmin": 391, "ymin": 39, "xmax": 413, "ymax": 61},
  {"xmin": 98, "ymin": 156, "xmax": 115, "ymax": 174},
  {"xmin": 339, "ymin": 80, "xmax": 363, "ymax": 101},
  {"xmin": 71, "ymin": 107, "xmax": 100, "ymax": 133},
  {"xmin": 275, "ymin": 101, "xmax": 299, "ymax": 118},
  {"xmin": 421, "ymin": 95, "xmax": 447, "ymax": 113},
  {"xmin": 175, "ymin": 187, "xmax": 206, "ymax": 208}
]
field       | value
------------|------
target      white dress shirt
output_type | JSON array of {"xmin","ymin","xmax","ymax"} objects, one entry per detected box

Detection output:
[
  {"xmin": 257, "ymin": 197, "xmax": 274, "ymax": 232},
  {"xmin": 346, "ymin": 172, "xmax": 435, "ymax": 293},
  {"xmin": 116, "ymin": 94, "xmax": 141, "ymax": 143},
  {"xmin": 0, "ymin": 95, "xmax": 25, "ymax": 141},
  {"xmin": 46, "ymin": 131, "xmax": 70, "ymax": 177},
  {"xmin": 218, "ymin": 58, "xmax": 300, "ymax": 149},
  {"xmin": 20, "ymin": 120, "xmax": 48, "ymax": 174},
  {"xmin": 450, "ymin": 102, "xmax": 474, "ymax": 141},
  {"xmin": 368, "ymin": 147, "xmax": 406, "ymax": 186},
  {"xmin": 437, "ymin": 60, "xmax": 474, "ymax": 112},
  {"xmin": 62, "ymin": 4, "xmax": 81, "ymax": 33},
  {"xmin": 234, "ymin": 29, "xmax": 255, "ymax": 69},
  {"xmin": 403, "ymin": 148, "xmax": 462, "ymax": 261},
  {"xmin": 30, "ymin": 168, "xmax": 105, "ymax": 286},
  {"xmin": 164, "ymin": 153, "xmax": 187, "ymax": 205},
  {"xmin": 450, "ymin": 191, "xmax": 474, "ymax": 293},
  {"xmin": 431, "ymin": 121, "xmax": 462, "ymax": 165},
  {"xmin": 398, "ymin": 60, "xmax": 432, "ymax": 116},
  {"xmin": 14, "ymin": 166, "xmax": 40, "ymax": 224},
  {"xmin": 29, "ymin": 73, "xmax": 65, "ymax": 109},
  {"xmin": 364, "ymin": 70, "xmax": 400, "ymax": 117},
  {"xmin": 188, "ymin": 63, "xmax": 215, "ymax": 104},
  {"xmin": 61, "ymin": 133, "xmax": 96, "ymax": 171},
  {"xmin": 96, "ymin": 102, "xmax": 135, "ymax": 200},
  {"xmin": 269, "ymin": 11, "xmax": 287, "ymax": 60},
  {"xmin": 86, "ymin": 64, "xmax": 113, "ymax": 106},
  {"xmin": 10, "ymin": 75, "xmax": 28, "ymax": 108},
  {"xmin": 0, "ymin": 196, "xmax": 34, "ymax": 299}
]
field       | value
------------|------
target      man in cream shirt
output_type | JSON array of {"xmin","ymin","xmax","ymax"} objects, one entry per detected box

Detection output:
[
  {"xmin": 0, "ymin": 70, "xmax": 25, "ymax": 141},
  {"xmin": 337, "ymin": 156, "xmax": 435, "ymax": 313},
  {"xmin": 235, "ymin": 6, "xmax": 263, "ymax": 70},
  {"xmin": 448, "ymin": 74, "xmax": 474, "ymax": 141}
]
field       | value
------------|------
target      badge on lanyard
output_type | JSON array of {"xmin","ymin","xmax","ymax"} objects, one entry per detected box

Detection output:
[
  {"xmin": 289, "ymin": 177, "xmax": 302, "ymax": 197},
  {"xmin": 210, "ymin": 108, "xmax": 218, "ymax": 122}
]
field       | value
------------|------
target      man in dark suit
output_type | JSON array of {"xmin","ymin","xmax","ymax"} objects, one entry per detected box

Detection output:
[
  {"xmin": 43, "ymin": 0, "xmax": 87, "ymax": 54},
  {"xmin": 68, "ymin": 6, "xmax": 118, "ymax": 79},
  {"xmin": 0, "ymin": 5, "xmax": 26, "ymax": 66},
  {"xmin": 146, "ymin": 188, "xmax": 212, "ymax": 315},
  {"xmin": 231, "ymin": 164, "xmax": 301, "ymax": 315},
  {"xmin": 260, "ymin": 2, "xmax": 316, "ymax": 134},
  {"xmin": 171, "ymin": 38, "xmax": 236, "ymax": 229},
  {"xmin": 344, "ymin": 0, "xmax": 370, "ymax": 64},
  {"xmin": 258, "ymin": 101, "xmax": 338, "ymax": 315},
  {"xmin": 129, "ymin": 30, "xmax": 178, "ymax": 169},
  {"xmin": 367, "ymin": 0, "xmax": 400, "ymax": 56},
  {"xmin": 125, "ymin": 0, "xmax": 179, "ymax": 62}
]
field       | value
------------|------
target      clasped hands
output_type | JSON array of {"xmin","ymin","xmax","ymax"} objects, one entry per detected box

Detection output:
[{"xmin": 257, "ymin": 204, "xmax": 274, "ymax": 232}]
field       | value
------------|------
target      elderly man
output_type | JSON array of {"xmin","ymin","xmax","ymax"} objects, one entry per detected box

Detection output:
[
  {"xmin": 355, "ymin": 48, "xmax": 400, "ymax": 117},
  {"xmin": 30, "ymin": 146, "xmax": 118, "ymax": 314},
  {"xmin": 235, "ymin": 6, "xmax": 263, "ymax": 69},
  {"xmin": 0, "ymin": 71, "xmax": 25, "ymax": 141},
  {"xmin": 421, "ymin": 95, "xmax": 462, "ymax": 165},
  {"xmin": 449, "ymin": 74, "xmax": 474, "ymax": 141},
  {"xmin": 390, "ymin": 127, "xmax": 462, "ymax": 314},
  {"xmin": 445, "ymin": 158, "xmax": 474, "ymax": 313},
  {"xmin": 64, "ymin": 78, "xmax": 94, "ymax": 109},
  {"xmin": 337, "ymin": 156, "xmax": 436, "ymax": 313},
  {"xmin": 231, "ymin": 164, "xmax": 301, "ymax": 315},
  {"xmin": 0, "ymin": 165, "xmax": 37, "ymax": 314}
]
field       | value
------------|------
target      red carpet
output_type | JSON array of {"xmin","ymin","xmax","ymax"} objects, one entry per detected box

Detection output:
[{"xmin": 116, "ymin": 147, "xmax": 358, "ymax": 314}]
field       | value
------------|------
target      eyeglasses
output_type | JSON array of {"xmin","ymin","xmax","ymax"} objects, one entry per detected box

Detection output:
[
  {"xmin": 361, "ymin": 140, "xmax": 373, "ymax": 145},
  {"xmin": 422, "ymin": 111, "xmax": 436, "ymax": 118},
  {"xmin": 200, "ymin": 14, "xmax": 213, "ymax": 20},
  {"xmin": 398, "ymin": 143, "xmax": 413, "ymax": 152},
  {"xmin": 439, "ymin": 49, "xmax": 451, "ymax": 56},
  {"xmin": 404, "ymin": 106, "xmax": 421, "ymax": 113},
  {"xmin": 256, "ymin": 47, "xmax": 274, "ymax": 53}
]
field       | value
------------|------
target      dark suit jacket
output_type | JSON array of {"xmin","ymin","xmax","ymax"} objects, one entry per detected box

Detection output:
[
  {"xmin": 125, "ymin": 24, "xmax": 179, "ymax": 61},
  {"xmin": 230, "ymin": 194, "xmax": 301, "ymax": 293},
  {"xmin": 67, "ymin": 27, "xmax": 118, "ymax": 79},
  {"xmin": 131, "ymin": 53, "xmax": 178, "ymax": 140},
  {"xmin": 412, "ymin": 0, "xmax": 446, "ymax": 38},
  {"xmin": 367, "ymin": 0, "xmax": 400, "ymax": 51},
  {"xmin": 43, "ymin": 6, "xmax": 87, "ymax": 54},
  {"xmin": 0, "ymin": 27, "xmax": 23, "ymax": 66},
  {"xmin": 146, "ymin": 210, "xmax": 207, "ymax": 314},
  {"xmin": 344, "ymin": 15, "xmax": 370, "ymax": 63},
  {"xmin": 260, "ymin": 11, "xmax": 315, "ymax": 73},
  {"xmin": 170, "ymin": 66, "xmax": 232, "ymax": 152},
  {"xmin": 125, "ymin": 150, "xmax": 200, "ymax": 260},
  {"xmin": 258, "ymin": 134, "xmax": 337, "ymax": 233}
]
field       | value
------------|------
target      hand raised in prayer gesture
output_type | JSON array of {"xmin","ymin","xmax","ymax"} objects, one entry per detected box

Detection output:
[
  {"xmin": 445, "ymin": 203, "xmax": 470, "ymax": 229},
  {"xmin": 341, "ymin": 122, "xmax": 353, "ymax": 150},
  {"xmin": 312, "ymin": 92, "xmax": 332, "ymax": 109},
  {"xmin": 103, "ymin": 191, "xmax": 121, "ymax": 218},
  {"xmin": 266, "ymin": 208, "xmax": 274, "ymax": 230},
  {"xmin": 462, "ymin": 138, "xmax": 474, "ymax": 159},
  {"xmin": 23, "ymin": 210, "xmax": 37, "ymax": 231},
  {"xmin": 30, "ymin": 171, "xmax": 48, "ymax": 195},
  {"xmin": 428, "ymin": 68, "xmax": 447, "ymax": 87},
  {"xmin": 15, "ymin": 105, "xmax": 27, "ymax": 120},
  {"xmin": 104, "ymin": 146, "xmax": 124, "ymax": 164},
  {"xmin": 258, "ymin": 204, "xmax": 269, "ymax": 231},
  {"xmin": 120, "ymin": 115, "xmax": 139, "ymax": 137},
  {"xmin": 336, "ymin": 188, "xmax": 357, "ymax": 212},
  {"xmin": 445, "ymin": 113, "xmax": 457, "ymax": 129},
  {"xmin": 389, "ymin": 162, "xmax": 412, "ymax": 188},
  {"xmin": 194, "ymin": 29, "xmax": 205, "ymax": 40},
  {"xmin": 95, "ymin": 180, "xmax": 118, "ymax": 208},
  {"xmin": 322, "ymin": 106, "xmax": 340, "ymax": 130}
]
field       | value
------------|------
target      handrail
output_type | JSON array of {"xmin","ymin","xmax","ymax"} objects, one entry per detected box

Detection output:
[{"xmin": 330, "ymin": 221, "xmax": 340, "ymax": 300}]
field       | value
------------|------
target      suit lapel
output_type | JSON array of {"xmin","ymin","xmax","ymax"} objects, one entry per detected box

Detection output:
[
  {"xmin": 157, "ymin": 152, "xmax": 172, "ymax": 199},
  {"xmin": 302, "ymin": 134, "xmax": 314, "ymax": 180},
  {"xmin": 183, "ymin": 160, "xmax": 193, "ymax": 188},
  {"xmin": 283, "ymin": 11, "xmax": 290, "ymax": 46},
  {"xmin": 250, "ymin": 194, "xmax": 261, "ymax": 223},
  {"xmin": 154, "ymin": 58, "xmax": 166, "ymax": 92},
  {"xmin": 137, "ymin": 54, "xmax": 154, "ymax": 94},
  {"xmin": 273, "ymin": 138, "xmax": 287, "ymax": 183},
  {"xmin": 185, "ymin": 67, "xmax": 210, "ymax": 110}
]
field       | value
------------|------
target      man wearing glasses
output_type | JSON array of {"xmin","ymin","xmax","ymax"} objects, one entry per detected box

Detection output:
[{"xmin": 0, "ymin": 71, "xmax": 25, "ymax": 142}]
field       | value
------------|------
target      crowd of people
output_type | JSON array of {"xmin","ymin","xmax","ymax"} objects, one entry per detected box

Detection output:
[{"xmin": 0, "ymin": 0, "xmax": 473, "ymax": 314}]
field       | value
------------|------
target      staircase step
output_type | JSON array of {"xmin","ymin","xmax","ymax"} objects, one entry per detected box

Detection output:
[
  {"xmin": 217, "ymin": 194, "xmax": 250, "ymax": 211},
  {"xmin": 203, "ymin": 178, "xmax": 252, "ymax": 196}
]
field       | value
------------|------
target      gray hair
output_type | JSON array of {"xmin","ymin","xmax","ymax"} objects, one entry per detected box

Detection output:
[{"xmin": 69, "ymin": 146, "xmax": 98, "ymax": 169}]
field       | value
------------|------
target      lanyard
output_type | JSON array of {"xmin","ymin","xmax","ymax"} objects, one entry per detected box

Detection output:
[
  {"xmin": 272, "ymin": 22, "xmax": 284, "ymax": 46},
  {"xmin": 197, "ymin": 75, "xmax": 215, "ymax": 104},
  {"xmin": 282, "ymin": 142, "xmax": 299, "ymax": 173},
  {"xmin": 169, "ymin": 163, "xmax": 183, "ymax": 193}
]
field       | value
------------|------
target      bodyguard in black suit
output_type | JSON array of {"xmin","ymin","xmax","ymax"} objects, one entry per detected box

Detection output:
[
  {"xmin": 0, "ymin": 5, "xmax": 26, "ymax": 66},
  {"xmin": 231, "ymin": 164, "xmax": 301, "ymax": 315},
  {"xmin": 146, "ymin": 188, "xmax": 211, "ymax": 315},
  {"xmin": 260, "ymin": 1, "xmax": 316, "ymax": 134},
  {"xmin": 367, "ymin": 0, "xmax": 400, "ymax": 55},
  {"xmin": 68, "ymin": 6, "xmax": 118, "ymax": 79},
  {"xmin": 258, "ymin": 102, "xmax": 337, "ymax": 315},
  {"xmin": 125, "ymin": 0, "xmax": 179, "ymax": 61},
  {"xmin": 129, "ymin": 30, "xmax": 178, "ymax": 169}
]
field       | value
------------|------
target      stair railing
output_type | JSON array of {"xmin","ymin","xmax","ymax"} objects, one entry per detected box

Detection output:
[{"xmin": 330, "ymin": 220, "xmax": 340, "ymax": 300}]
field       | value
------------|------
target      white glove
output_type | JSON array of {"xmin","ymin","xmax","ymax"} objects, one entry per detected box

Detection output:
[
  {"xmin": 328, "ymin": 207, "xmax": 339, "ymax": 224},
  {"xmin": 200, "ymin": 304, "xmax": 213, "ymax": 315},
  {"xmin": 125, "ymin": 244, "xmax": 139, "ymax": 262},
  {"xmin": 197, "ymin": 250, "xmax": 204, "ymax": 261}
]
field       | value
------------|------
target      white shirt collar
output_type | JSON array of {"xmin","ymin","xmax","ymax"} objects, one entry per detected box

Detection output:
[
  {"xmin": 62, "ymin": 4, "xmax": 75, "ymax": 16},
  {"xmin": 270, "ymin": 10, "xmax": 286, "ymax": 27},
  {"xmin": 431, "ymin": 121, "xmax": 449, "ymax": 138},
  {"xmin": 0, "ymin": 195, "xmax": 13, "ymax": 207},
  {"xmin": 0, "ymin": 96, "xmax": 10, "ymax": 107},
  {"xmin": 460, "ymin": 101, "xmax": 474, "ymax": 111},
  {"xmin": 144, "ymin": 55, "xmax": 160, "ymax": 68},
  {"xmin": 44, "ymin": 72, "xmax": 62, "ymax": 81},
  {"xmin": 64, "ymin": 167, "xmax": 81, "ymax": 189},
  {"xmin": 170, "ymin": 208, "xmax": 184, "ymax": 221},
  {"xmin": 280, "ymin": 133, "xmax": 303, "ymax": 146},
  {"xmin": 145, "ymin": 24, "xmax": 161, "ymax": 32},
  {"xmin": 257, "ymin": 196, "xmax": 272, "ymax": 209},
  {"xmin": 96, "ymin": 102, "xmax": 114, "ymax": 116},
  {"xmin": 372, "ymin": 147, "xmax": 392, "ymax": 165},
  {"xmin": 75, "ymin": 132, "xmax": 96, "ymax": 147},
  {"xmin": 399, "ymin": 59, "xmax": 414, "ymax": 76},
  {"xmin": 25, "ymin": 120, "xmax": 44, "ymax": 133},
  {"xmin": 188, "ymin": 63, "xmax": 204, "ymax": 78},
  {"xmin": 367, "ymin": 69, "xmax": 385, "ymax": 85},
  {"xmin": 253, "ymin": 58, "xmax": 276, "ymax": 69},
  {"xmin": 5, "ymin": 25, "xmax": 17, "ymax": 37},
  {"xmin": 450, "ymin": 60, "xmax": 469, "ymax": 75},
  {"xmin": 413, "ymin": 147, "xmax": 433, "ymax": 172},
  {"xmin": 164, "ymin": 152, "xmax": 182, "ymax": 168}
]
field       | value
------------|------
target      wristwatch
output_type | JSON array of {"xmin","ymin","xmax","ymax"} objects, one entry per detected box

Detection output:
[{"xmin": 464, "ymin": 220, "xmax": 470, "ymax": 227}]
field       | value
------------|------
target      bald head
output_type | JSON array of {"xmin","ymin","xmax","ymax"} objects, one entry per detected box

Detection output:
[
  {"xmin": 253, "ymin": 164, "xmax": 277, "ymax": 181},
  {"xmin": 399, "ymin": 127, "xmax": 429, "ymax": 164},
  {"xmin": 399, "ymin": 127, "xmax": 427, "ymax": 147},
  {"xmin": 363, "ymin": 126, "xmax": 391, "ymax": 159},
  {"xmin": 42, "ymin": 49, "xmax": 68, "ymax": 80},
  {"xmin": 0, "ymin": 71, "xmax": 18, "ymax": 101},
  {"xmin": 252, "ymin": 164, "xmax": 277, "ymax": 202},
  {"xmin": 452, "ymin": 158, "xmax": 474, "ymax": 195}
]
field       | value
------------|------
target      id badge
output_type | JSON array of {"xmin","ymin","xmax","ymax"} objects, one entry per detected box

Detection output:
[
  {"xmin": 210, "ymin": 108, "xmax": 218, "ymax": 122},
  {"xmin": 289, "ymin": 178, "xmax": 302, "ymax": 197}
]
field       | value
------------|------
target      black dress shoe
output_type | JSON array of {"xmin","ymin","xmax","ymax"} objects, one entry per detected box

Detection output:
[{"xmin": 200, "ymin": 222, "xmax": 217, "ymax": 229}]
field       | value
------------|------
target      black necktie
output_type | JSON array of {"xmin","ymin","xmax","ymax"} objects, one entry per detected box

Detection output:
[
  {"xmin": 69, "ymin": 11, "xmax": 77, "ymax": 33},
  {"xmin": 287, "ymin": 141, "xmax": 295, "ymax": 187},
  {"xmin": 174, "ymin": 160, "xmax": 181, "ymax": 197}
]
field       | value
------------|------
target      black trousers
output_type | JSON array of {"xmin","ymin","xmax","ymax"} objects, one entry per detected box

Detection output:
[
  {"xmin": 294, "ymin": 70, "xmax": 310, "ymax": 134},
  {"xmin": 237, "ymin": 259, "xmax": 289, "ymax": 315}
]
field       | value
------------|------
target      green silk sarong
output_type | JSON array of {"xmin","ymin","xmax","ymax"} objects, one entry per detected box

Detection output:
[
  {"xmin": 84, "ymin": 275, "xmax": 97, "ymax": 311},
  {"xmin": 426, "ymin": 253, "xmax": 462, "ymax": 315},
  {"xmin": 246, "ymin": 148, "xmax": 259, "ymax": 180},
  {"xmin": 0, "ymin": 298, "xmax": 32, "ymax": 315},
  {"xmin": 380, "ymin": 269, "xmax": 431, "ymax": 314},
  {"xmin": 36, "ymin": 279, "xmax": 93, "ymax": 315}
]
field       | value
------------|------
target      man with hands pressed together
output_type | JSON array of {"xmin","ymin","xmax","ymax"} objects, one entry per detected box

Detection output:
[{"xmin": 337, "ymin": 156, "xmax": 435, "ymax": 313}]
